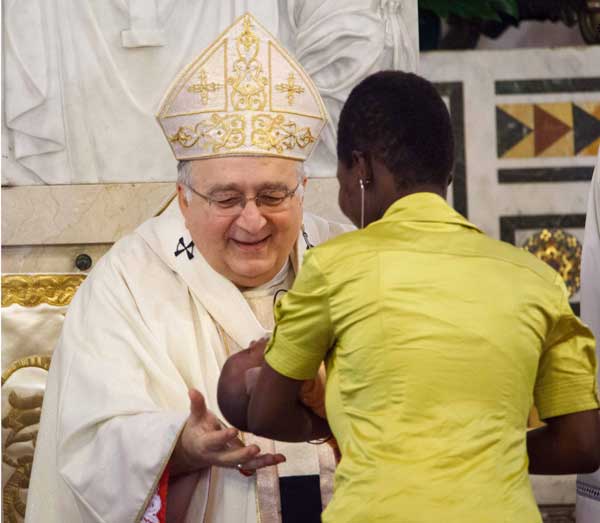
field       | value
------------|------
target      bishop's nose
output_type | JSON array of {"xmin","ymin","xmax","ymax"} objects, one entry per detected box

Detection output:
[{"xmin": 234, "ymin": 200, "xmax": 268, "ymax": 234}]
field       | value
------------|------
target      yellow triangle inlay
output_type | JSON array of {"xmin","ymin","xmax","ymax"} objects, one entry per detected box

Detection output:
[
  {"xmin": 537, "ymin": 130, "xmax": 574, "ymax": 158},
  {"xmin": 498, "ymin": 104, "xmax": 534, "ymax": 129},
  {"xmin": 577, "ymin": 137, "xmax": 600, "ymax": 157},
  {"xmin": 503, "ymin": 132, "xmax": 535, "ymax": 158}
]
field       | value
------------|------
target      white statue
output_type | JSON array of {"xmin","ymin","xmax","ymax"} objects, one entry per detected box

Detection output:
[{"xmin": 2, "ymin": 0, "xmax": 417, "ymax": 185}]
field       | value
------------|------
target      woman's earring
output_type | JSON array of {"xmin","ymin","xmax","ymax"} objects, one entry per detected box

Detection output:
[{"xmin": 359, "ymin": 179, "xmax": 365, "ymax": 229}]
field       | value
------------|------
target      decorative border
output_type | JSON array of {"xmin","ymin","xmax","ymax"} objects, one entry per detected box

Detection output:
[
  {"xmin": 1, "ymin": 274, "xmax": 87, "ymax": 308},
  {"xmin": 499, "ymin": 214, "xmax": 586, "ymax": 245},
  {"xmin": 1, "ymin": 355, "xmax": 52, "ymax": 385},
  {"xmin": 434, "ymin": 82, "xmax": 467, "ymax": 218},
  {"xmin": 496, "ymin": 78, "xmax": 600, "ymax": 95},
  {"xmin": 498, "ymin": 167, "xmax": 594, "ymax": 184}
]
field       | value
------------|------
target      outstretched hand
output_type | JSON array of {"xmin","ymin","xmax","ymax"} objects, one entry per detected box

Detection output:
[{"xmin": 170, "ymin": 388, "xmax": 285, "ymax": 477}]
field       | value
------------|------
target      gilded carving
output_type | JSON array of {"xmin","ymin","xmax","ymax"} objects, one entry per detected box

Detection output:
[
  {"xmin": 228, "ymin": 15, "xmax": 268, "ymax": 111},
  {"xmin": 252, "ymin": 114, "xmax": 315, "ymax": 154},
  {"xmin": 522, "ymin": 229, "xmax": 582, "ymax": 297},
  {"xmin": 1, "ymin": 275, "xmax": 86, "ymax": 308},
  {"xmin": 2, "ymin": 356, "xmax": 52, "ymax": 386},
  {"xmin": 2, "ymin": 357, "xmax": 51, "ymax": 523},
  {"xmin": 169, "ymin": 114, "xmax": 246, "ymax": 152}
]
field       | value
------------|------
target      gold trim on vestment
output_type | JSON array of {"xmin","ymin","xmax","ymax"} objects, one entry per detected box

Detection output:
[
  {"xmin": 1, "ymin": 274, "xmax": 87, "ymax": 308},
  {"xmin": 154, "ymin": 193, "xmax": 178, "ymax": 216},
  {"xmin": 162, "ymin": 104, "xmax": 325, "ymax": 122},
  {"xmin": 176, "ymin": 151, "xmax": 309, "ymax": 162},
  {"xmin": 268, "ymin": 41, "xmax": 326, "ymax": 119},
  {"xmin": 134, "ymin": 423, "xmax": 190, "ymax": 523},
  {"xmin": 156, "ymin": 12, "xmax": 327, "ymax": 162}
]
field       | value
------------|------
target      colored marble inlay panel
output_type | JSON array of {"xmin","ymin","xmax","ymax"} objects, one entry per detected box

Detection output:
[
  {"xmin": 434, "ymin": 82, "xmax": 467, "ymax": 217},
  {"xmin": 496, "ymin": 102, "xmax": 600, "ymax": 158},
  {"xmin": 497, "ymin": 167, "xmax": 594, "ymax": 184},
  {"xmin": 496, "ymin": 78, "xmax": 600, "ymax": 95}
]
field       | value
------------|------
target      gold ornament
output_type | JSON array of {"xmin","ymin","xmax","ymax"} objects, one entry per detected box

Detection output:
[
  {"xmin": 187, "ymin": 69, "xmax": 223, "ymax": 105},
  {"xmin": 2, "ymin": 356, "xmax": 52, "ymax": 523},
  {"xmin": 522, "ymin": 228, "xmax": 582, "ymax": 297},
  {"xmin": 157, "ymin": 12, "xmax": 327, "ymax": 162},
  {"xmin": 276, "ymin": 73, "xmax": 305, "ymax": 106},
  {"xmin": 2, "ymin": 274, "xmax": 87, "ymax": 308}
]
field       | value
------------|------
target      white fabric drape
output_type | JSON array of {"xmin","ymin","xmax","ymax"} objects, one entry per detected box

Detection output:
[{"xmin": 576, "ymin": 150, "xmax": 600, "ymax": 521}]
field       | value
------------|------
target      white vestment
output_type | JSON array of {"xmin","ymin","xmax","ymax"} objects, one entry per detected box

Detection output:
[
  {"xmin": 576, "ymin": 150, "xmax": 600, "ymax": 521},
  {"xmin": 25, "ymin": 202, "xmax": 349, "ymax": 523}
]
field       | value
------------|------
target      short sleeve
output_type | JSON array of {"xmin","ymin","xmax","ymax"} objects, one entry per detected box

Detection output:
[
  {"xmin": 264, "ymin": 251, "xmax": 334, "ymax": 380},
  {"xmin": 535, "ymin": 276, "xmax": 600, "ymax": 420}
]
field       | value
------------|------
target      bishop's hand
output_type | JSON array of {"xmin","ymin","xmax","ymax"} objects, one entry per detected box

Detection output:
[{"xmin": 170, "ymin": 388, "xmax": 285, "ymax": 477}]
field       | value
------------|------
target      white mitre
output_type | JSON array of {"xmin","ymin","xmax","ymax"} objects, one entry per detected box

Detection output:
[{"xmin": 156, "ymin": 12, "xmax": 328, "ymax": 162}]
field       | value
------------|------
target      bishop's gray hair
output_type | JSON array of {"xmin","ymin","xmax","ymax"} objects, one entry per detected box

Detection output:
[
  {"xmin": 177, "ymin": 160, "xmax": 306, "ymax": 204},
  {"xmin": 177, "ymin": 160, "xmax": 195, "ymax": 204}
]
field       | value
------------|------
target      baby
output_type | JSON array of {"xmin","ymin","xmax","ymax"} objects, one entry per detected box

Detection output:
[{"xmin": 218, "ymin": 339, "xmax": 336, "ymax": 454}]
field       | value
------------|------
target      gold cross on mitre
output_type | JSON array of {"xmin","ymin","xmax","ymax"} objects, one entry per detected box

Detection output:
[
  {"xmin": 276, "ymin": 73, "xmax": 305, "ymax": 106},
  {"xmin": 156, "ymin": 12, "xmax": 328, "ymax": 162},
  {"xmin": 187, "ymin": 69, "xmax": 223, "ymax": 105}
]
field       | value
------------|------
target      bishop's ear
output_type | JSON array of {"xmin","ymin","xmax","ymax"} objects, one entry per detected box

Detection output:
[{"xmin": 177, "ymin": 184, "xmax": 190, "ymax": 209}]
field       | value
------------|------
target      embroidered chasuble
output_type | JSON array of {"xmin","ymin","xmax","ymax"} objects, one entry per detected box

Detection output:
[
  {"xmin": 214, "ymin": 267, "xmax": 335, "ymax": 523},
  {"xmin": 25, "ymin": 201, "xmax": 347, "ymax": 523}
]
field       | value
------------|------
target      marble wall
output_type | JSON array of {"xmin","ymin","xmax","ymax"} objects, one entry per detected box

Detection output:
[
  {"xmin": 1, "ymin": 179, "xmax": 350, "ymax": 274},
  {"xmin": 420, "ymin": 47, "xmax": 600, "ymax": 520},
  {"xmin": 7, "ymin": 48, "xmax": 597, "ymax": 265},
  {"xmin": 422, "ymin": 46, "xmax": 600, "ymax": 315}
]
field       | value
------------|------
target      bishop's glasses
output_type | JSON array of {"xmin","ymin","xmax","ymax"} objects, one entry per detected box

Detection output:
[{"xmin": 184, "ymin": 182, "xmax": 301, "ymax": 216}]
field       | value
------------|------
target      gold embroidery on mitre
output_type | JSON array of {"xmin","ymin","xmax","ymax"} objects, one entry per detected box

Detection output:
[
  {"xmin": 252, "ymin": 114, "xmax": 315, "ymax": 153},
  {"xmin": 156, "ymin": 12, "xmax": 327, "ymax": 161},
  {"xmin": 275, "ymin": 73, "xmax": 305, "ymax": 106},
  {"xmin": 187, "ymin": 69, "xmax": 223, "ymax": 105},
  {"xmin": 228, "ymin": 15, "xmax": 268, "ymax": 111},
  {"xmin": 169, "ymin": 114, "xmax": 245, "ymax": 152}
]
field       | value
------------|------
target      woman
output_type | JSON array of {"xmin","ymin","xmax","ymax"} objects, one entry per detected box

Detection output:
[{"xmin": 219, "ymin": 71, "xmax": 600, "ymax": 522}]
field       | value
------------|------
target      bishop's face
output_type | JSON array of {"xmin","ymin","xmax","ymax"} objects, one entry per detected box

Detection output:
[{"xmin": 178, "ymin": 157, "xmax": 305, "ymax": 288}]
